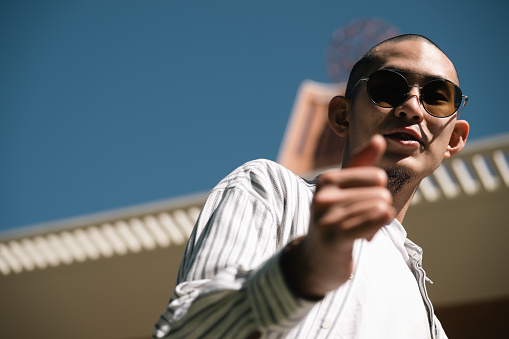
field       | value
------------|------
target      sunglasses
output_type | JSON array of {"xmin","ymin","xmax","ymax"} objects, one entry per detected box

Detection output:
[{"xmin": 347, "ymin": 69, "xmax": 468, "ymax": 118}]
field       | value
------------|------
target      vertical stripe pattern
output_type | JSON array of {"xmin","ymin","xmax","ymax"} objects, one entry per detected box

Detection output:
[
  {"xmin": 153, "ymin": 159, "xmax": 316, "ymax": 338},
  {"xmin": 153, "ymin": 159, "xmax": 447, "ymax": 339}
]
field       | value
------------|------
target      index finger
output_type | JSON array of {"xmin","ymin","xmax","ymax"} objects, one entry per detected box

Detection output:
[{"xmin": 317, "ymin": 167, "xmax": 388, "ymax": 189}]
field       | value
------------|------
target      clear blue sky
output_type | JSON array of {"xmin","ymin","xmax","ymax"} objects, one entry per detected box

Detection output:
[{"xmin": 1, "ymin": 0, "xmax": 508, "ymax": 231}]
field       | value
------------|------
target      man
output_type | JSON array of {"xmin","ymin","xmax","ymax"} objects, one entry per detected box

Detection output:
[{"xmin": 154, "ymin": 34, "xmax": 469, "ymax": 338}]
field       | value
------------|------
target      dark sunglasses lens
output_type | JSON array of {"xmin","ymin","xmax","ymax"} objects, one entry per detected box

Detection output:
[
  {"xmin": 421, "ymin": 80, "xmax": 462, "ymax": 117},
  {"xmin": 367, "ymin": 70, "xmax": 408, "ymax": 108}
]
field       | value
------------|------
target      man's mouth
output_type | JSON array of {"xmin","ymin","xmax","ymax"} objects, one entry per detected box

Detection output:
[{"xmin": 384, "ymin": 130, "xmax": 423, "ymax": 146}]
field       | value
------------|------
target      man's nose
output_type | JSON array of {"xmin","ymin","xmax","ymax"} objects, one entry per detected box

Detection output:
[{"xmin": 394, "ymin": 87, "xmax": 424, "ymax": 122}]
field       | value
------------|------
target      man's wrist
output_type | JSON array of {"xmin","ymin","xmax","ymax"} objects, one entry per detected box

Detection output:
[{"xmin": 280, "ymin": 236, "xmax": 325, "ymax": 301}]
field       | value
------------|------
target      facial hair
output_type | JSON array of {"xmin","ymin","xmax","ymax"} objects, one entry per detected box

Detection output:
[{"xmin": 383, "ymin": 167, "xmax": 417, "ymax": 196}]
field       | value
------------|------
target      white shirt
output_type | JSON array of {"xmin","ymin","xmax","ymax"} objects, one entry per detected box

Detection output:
[{"xmin": 153, "ymin": 159, "xmax": 447, "ymax": 339}]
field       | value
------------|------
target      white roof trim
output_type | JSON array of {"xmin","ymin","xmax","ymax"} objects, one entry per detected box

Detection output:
[
  {"xmin": 0, "ymin": 194, "xmax": 207, "ymax": 276},
  {"xmin": 411, "ymin": 133, "xmax": 509, "ymax": 205}
]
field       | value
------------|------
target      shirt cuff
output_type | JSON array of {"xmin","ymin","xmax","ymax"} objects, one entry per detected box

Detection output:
[{"xmin": 245, "ymin": 250, "xmax": 318, "ymax": 334}]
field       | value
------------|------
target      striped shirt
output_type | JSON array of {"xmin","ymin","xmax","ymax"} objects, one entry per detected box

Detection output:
[{"xmin": 153, "ymin": 159, "xmax": 447, "ymax": 339}]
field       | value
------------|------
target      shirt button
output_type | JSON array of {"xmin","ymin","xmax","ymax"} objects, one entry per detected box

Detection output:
[{"xmin": 321, "ymin": 320, "xmax": 332, "ymax": 329}]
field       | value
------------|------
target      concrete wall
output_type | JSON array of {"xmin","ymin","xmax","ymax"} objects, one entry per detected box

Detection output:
[{"xmin": 0, "ymin": 244, "xmax": 186, "ymax": 339}]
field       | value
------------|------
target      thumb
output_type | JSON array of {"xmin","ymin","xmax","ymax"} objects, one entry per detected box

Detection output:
[{"xmin": 344, "ymin": 135, "xmax": 386, "ymax": 168}]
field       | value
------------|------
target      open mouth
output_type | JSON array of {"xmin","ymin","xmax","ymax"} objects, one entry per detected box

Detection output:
[{"xmin": 384, "ymin": 132, "xmax": 423, "ymax": 146}]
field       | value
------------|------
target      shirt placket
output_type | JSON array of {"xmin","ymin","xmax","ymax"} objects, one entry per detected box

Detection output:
[{"xmin": 405, "ymin": 239, "xmax": 437, "ymax": 339}]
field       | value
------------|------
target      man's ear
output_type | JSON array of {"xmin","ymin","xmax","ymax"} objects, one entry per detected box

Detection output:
[
  {"xmin": 328, "ymin": 96, "xmax": 351, "ymax": 137},
  {"xmin": 444, "ymin": 119, "xmax": 469, "ymax": 158}
]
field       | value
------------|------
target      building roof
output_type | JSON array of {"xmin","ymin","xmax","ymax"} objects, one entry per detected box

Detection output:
[{"xmin": 0, "ymin": 193, "xmax": 207, "ymax": 276}]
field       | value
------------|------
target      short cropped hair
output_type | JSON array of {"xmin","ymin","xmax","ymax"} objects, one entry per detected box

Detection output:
[{"xmin": 345, "ymin": 34, "xmax": 456, "ymax": 99}]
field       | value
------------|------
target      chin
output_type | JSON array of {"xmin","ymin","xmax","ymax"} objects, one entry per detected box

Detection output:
[{"xmin": 381, "ymin": 155, "xmax": 436, "ymax": 180}]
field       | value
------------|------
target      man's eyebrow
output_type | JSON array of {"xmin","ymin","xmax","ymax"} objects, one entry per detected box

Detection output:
[{"xmin": 382, "ymin": 67, "xmax": 447, "ymax": 80}]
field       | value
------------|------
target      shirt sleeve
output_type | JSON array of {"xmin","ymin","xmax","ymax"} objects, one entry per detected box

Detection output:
[
  {"xmin": 433, "ymin": 315, "xmax": 449, "ymax": 339},
  {"xmin": 153, "ymin": 167, "xmax": 316, "ymax": 338}
]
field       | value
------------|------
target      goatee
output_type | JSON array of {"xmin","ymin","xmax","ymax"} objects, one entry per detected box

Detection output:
[{"xmin": 383, "ymin": 167, "xmax": 417, "ymax": 195}]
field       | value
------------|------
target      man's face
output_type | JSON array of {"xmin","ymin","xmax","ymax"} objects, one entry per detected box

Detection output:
[{"xmin": 345, "ymin": 39, "xmax": 467, "ymax": 182}]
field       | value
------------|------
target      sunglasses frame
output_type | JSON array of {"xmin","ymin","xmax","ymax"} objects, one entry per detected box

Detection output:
[{"xmin": 347, "ymin": 69, "xmax": 468, "ymax": 118}]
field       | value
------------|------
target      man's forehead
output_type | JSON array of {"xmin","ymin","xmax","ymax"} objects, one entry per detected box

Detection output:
[{"xmin": 372, "ymin": 39, "xmax": 459, "ymax": 85}]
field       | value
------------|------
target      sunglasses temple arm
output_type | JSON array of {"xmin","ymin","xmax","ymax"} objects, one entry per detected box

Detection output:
[{"xmin": 457, "ymin": 96, "xmax": 468, "ymax": 118}]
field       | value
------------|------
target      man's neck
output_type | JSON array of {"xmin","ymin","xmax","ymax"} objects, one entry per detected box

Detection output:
[{"xmin": 392, "ymin": 184, "xmax": 419, "ymax": 223}]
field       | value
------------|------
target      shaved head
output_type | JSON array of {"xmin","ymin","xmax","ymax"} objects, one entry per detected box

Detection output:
[{"xmin": 345, "ymin": 34, "xmax": 459, "ymax": 99}]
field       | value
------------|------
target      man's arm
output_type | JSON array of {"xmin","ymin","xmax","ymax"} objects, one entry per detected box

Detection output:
[
  {"xmin": 154, "ymin": 136, "xmax": 394, "ymax": 338},
  {"xmin": 153, "ymin": 161, "xmax": 318, "ymax": 339}
]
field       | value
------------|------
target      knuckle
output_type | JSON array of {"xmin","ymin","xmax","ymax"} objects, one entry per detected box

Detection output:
[
  {"xmin": 314, "ymin": 186, "xmax": 334, "ymax": 203},
  {"xmin": 374, "ymin": 168, "xmax": 388, "ymax": 185},
  {"xmin": 379, "ymin": 188, "xmax": 392, "ymax": 202},
  {"xmin": 372, "ymin": 200, "xmax": 390, "ymax": 216},
  {"xmin": 317, "ymin": 170, "xmax": 338, "ymax": 183}
]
